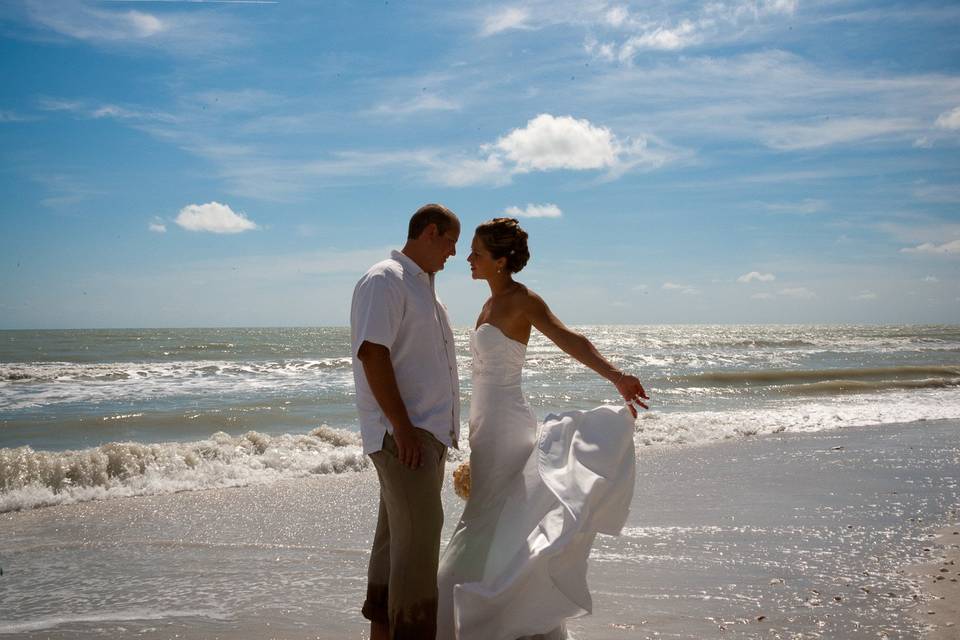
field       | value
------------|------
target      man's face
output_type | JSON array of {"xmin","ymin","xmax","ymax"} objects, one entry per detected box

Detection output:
[{"xmin": 430, "ymin": 225, "xmax": 459, "ymax": 272}]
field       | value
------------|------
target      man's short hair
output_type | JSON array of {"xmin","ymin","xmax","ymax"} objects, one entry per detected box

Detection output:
[{"xmin": 408, "ymin": 203, "xmax": 459, "ymax": 240}]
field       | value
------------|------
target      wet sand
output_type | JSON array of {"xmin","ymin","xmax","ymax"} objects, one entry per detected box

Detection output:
[
  {"xmin": 0, "ymin": 419, "xmax": 957, "ymax": 639},
  {"xmin": 905, "ymin": 525, "xmax": 960, "ymax": 640}
]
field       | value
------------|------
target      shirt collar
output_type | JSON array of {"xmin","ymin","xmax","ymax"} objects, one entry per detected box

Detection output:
[{"xmin": 391, "ymin": 249, "xmax": 431, "ymax": 280}]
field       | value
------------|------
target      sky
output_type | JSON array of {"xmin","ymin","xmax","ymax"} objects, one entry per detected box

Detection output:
[{"xmin": 0, "ymin": 0, "xmax": 958, "ymax": 329}]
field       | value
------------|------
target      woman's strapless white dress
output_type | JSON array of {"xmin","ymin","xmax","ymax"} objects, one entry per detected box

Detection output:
[{"xmin": 436, "ymin": 324, "xmax": 636, "ymax": 640}]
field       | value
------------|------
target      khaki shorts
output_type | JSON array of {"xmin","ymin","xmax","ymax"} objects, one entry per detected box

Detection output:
[{"xmin": 362, "ymin": 428, "xmax": 447, "ymax": 639}]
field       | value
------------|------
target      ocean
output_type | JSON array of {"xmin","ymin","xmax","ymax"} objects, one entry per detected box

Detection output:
[{"xmin": 1, "ymin": 325, "xmax": 959, "ymax": 513}]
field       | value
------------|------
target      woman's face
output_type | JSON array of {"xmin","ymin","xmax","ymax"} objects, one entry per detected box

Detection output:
[{"xmin": 467, "ymin": 234, "xmax": 504, "ymax": 280}]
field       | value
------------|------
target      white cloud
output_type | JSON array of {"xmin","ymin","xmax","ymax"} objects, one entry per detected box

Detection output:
[
  {"xmin": 923, "ymin": 275, "xmax": 939, "ymax": 283},
  {"xmin": 935, "ymin": 106, "xmax": 960, "ymax": 130},
  {"xmin": 662, "ymin": 282, "xmax": 700, "ymax": 295},
  {"xmin": 505, "ymin": 203, "xmax": 563, "ymax": 218},
  {"xmin": 751, "ymin": 292, "xmax": 775, "ymax": 300},
  {"xmin": 148, "ymin": 219, "xmax": 167, "ymax": 233},
  {"xmin": 175, "ymin": 202, "xmax": 258, "ymax": 234},
  {"xmin": 583, "ymin": 0, "xmax": 798, "ymax": 61},
  {"xmin": 33, "ymin": 173, "xmax": 101, "ymax": 208},
  {"xmin": 605, "ymin": 6, "xmax": 629, "ymax": 27},
  {"xmin": 762, "ymin": 199, "xmax": 826, "ymax": 214},
  {"xmin": 480, "ymin": 7, "xmax": 531, "ymax": 37},
  {"xmin": 424, "ymin": 114, "xmax": 679, "ymax": 187},
  {"xmin": 27, "ymin": 2, "xmax": 166, "ymax": 41},
  {"xmin": 39, "ymin": 97, "xmax": 176, "ymax": 123},
  {"xmin": 913, "ymin": 136, "xmax": 933, "ymax": 148},
  {"xmin": 492, "ymin": 114, "xmax": 618, "ymax": 172},
  {"xmin": 737, "ymin": 271, "xmax": 776, "ymax": 283},
  {"xmin": 762, "ymin": 117, "xmax": 920, "ymax": 150},
  {"xmin": 0, "ymin": 110, "xmax": 38, "ymax": 123},
  {"xmin": 23, "ymin": 0, "xmax": 244, "ymax": 55},
  {"xmin": 620, "ymin": 20, "xmax": 700, "ymax": 55},
  {"xmin": 900, "ymin": 239, "xmax": 960, "ymax": 255},
  {"xmin": 779, "ymin": 287, "xmax": 816, "ymax": 299},
  {"xmin": 369, "ymin": 94, "xmax": 461, "ymax": 117},
  {"xmin": 584, "ymin": 35, "xmax": 616, "ymax": 61},
  {"xmin": 913, "ymin": 184, "xmax": 960, "ymax": 203},
  {"xmin": 853, "ymin": 291, "xmax": 878, "ymax": 301},
  {"xmin": 434, "ymin": 155, "xmax": 510, "ymax": 188},
  {"xmin": 877, "ymin": 220, "xmax": 960, "ymax": 245}
]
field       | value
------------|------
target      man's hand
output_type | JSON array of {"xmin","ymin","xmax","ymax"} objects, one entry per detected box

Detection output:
[
  {"xmin": 614, "ymin": 373, "xmax": 649, "ymax": 418},
  {"xmin": 392, "ymin": 424, "xmax": 423, "ymax": 469}
]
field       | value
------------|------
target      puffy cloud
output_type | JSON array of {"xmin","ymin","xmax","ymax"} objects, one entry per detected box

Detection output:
[
  {"xmin": 737, "ymin": 271, "xmax": 776, "ymax": 283},
  {"xmin": 900, "ymin": 239, "xmax": 960, "ymax": 255},
  {"xmin": 923, "ymin": 275, "xmax": 940, "ymax": 283},
  {"xmin": 148, "ymin": 219, "xmax": 166, "ymax": 233},
  {"xmin": 913, "ymin": 136, "xmax": 933, "ymax": 148},
  {"xmin": 491, "ymin": 114, "xmax": 618, "ymax": 172},
  {"xmin": 175, "ymin": 202, "xmax": 258, "ymax": 234},
  {"xmin": 935, "ymin": 106, "xmax": 960, "ymax": 130},
  {"xmin": 779, "ymin": 287, "xmax": 816, "ymax": 299},
  {"xmin": 504, "ymin": 203, "xmax": 563, "ymax": 218},
  {"xmin": 440, "ymin": 113, "xmax": 676, "ymax": 187},
  {"xmin": 480, "ymin": 7, "xmax": 531, "ymax": 37}
]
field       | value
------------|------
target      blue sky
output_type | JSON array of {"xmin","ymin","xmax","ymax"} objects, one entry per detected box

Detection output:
[{"xmin": 0, "ymin": 0, "xmax": 958, "ymax": 328}]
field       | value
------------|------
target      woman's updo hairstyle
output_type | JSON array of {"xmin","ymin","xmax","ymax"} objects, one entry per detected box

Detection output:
[{"xmin": 475, "ymin": 217, "xmax": 530, "ymax": 273}]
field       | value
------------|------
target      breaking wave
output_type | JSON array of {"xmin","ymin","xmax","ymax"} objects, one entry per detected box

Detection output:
[{"xmin": 0, "ymin": 426, "xmax": 367, "ymax": 513}]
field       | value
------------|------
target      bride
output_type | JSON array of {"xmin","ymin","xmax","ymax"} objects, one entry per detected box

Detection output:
[{"xmin": 437, "ymin": 218, "xmax": 648, "ymax": 640}]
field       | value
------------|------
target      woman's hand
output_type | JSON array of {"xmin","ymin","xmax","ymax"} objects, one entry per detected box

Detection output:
[{"xmin": 614, "ymin": 373, "xmax": 649, "ymax": 418}]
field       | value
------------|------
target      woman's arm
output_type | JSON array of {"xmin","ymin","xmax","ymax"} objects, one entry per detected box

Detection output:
[{"xmin": 521, "ymin": 290, "xmax": 649, "ymax": 416}]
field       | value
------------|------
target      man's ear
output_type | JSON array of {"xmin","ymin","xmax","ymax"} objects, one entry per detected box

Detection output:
[{"xmin": 423, "ymin": 222, "xmax": 439, "ymax": 239}]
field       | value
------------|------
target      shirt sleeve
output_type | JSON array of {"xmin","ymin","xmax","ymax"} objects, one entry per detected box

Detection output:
[{"xmin": 351, "ymin": 271, "xmax": 404, "ymax": 358}]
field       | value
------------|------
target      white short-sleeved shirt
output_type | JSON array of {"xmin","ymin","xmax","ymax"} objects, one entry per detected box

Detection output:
[{"xmin": 350, "ymin": 250, "xmax": 460, "ymax": 455}]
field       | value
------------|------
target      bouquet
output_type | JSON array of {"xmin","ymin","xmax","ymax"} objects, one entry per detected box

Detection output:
[{"xmin": 452, "ymin": 461, "xmax": 471, "ymax": 500}]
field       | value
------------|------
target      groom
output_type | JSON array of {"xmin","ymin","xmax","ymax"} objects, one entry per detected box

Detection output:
[{"xmin": 350, "ymin": 203, "xmax": 461, "ymax": 640}]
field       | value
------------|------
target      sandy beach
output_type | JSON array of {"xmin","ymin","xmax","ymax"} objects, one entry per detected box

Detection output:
[
  {"xmin": 1, "ymin": 418, "xmax": 957, "ymax": 639},
  {"xmin": 905, "ymin": 525, "xmax": 960, "ymax": 640}
]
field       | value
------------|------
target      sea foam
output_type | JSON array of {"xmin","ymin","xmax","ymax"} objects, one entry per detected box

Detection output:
[{"xmin": 0, "ymin": 425, "xmax": 367, "ymax": 513}]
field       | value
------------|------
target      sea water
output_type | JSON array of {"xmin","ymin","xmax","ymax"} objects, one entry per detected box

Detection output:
[{"xmin": 1, "ymin": 325, "xmax": 959, "ymax": 512}]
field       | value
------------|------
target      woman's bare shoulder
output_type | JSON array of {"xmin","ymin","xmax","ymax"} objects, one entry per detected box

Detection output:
[{"xmin": 511, "ymin": 282, "xmax": 548, "ymax": 314}]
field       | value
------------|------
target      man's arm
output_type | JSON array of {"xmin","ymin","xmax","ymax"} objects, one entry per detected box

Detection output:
[{"xmin": 357, "ymin": 341, "xmax": 423, "ymax": 469}]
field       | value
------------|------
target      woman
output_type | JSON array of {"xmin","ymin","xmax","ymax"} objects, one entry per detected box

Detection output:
[{"xmin": 436, "ymin": 218, "xmax": 648, "ymax": 640}]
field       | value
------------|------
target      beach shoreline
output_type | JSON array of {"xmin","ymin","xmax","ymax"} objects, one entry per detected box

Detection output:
[{"xmin": 0, "ymin": 418, "xmax": 957, "ymax": 639}]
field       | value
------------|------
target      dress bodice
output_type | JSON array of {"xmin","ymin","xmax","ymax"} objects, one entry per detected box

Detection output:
[{"xmin": 470, "ymin": 323, "xmax": 526, "ymax": 386}]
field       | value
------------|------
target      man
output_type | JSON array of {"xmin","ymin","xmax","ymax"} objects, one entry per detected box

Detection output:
[{"xmin": 350, "ymin": 203, "xmax": 461, "ymax": 639}]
